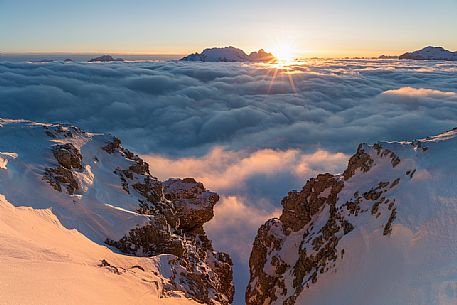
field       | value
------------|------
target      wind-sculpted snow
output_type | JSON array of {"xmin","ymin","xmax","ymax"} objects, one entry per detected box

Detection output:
[
  {"xmin": 247, "ymin": 128, "xmax": 457, "ymax": 305},
  {"xmin": 0, "ymin": 195, "xmax": 200, "ymax": 305}
]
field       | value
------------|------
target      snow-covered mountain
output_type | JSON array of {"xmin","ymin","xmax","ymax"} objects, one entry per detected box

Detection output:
[
  {"xmin": 89, "ymin": 55, "xmax": 125, "ymax": 62},
  {"xmin": 246, "ymin": 128, "xmax": 457, "ymax": 305},
  {"xmin": 0, "ymin": 119, "xmax": 233, "ymax": 305},
  {"xmin": 181, "ymin": 47, "xmax": 275, "ymax": 62},
  {"xmin": 399, "ymin": 46, "xmax": 457, "ymax": 61}
]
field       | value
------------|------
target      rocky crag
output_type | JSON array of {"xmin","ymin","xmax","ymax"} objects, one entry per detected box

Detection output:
[
  {"xmin": 0, "ymin": 119, "xmax": 233, "ymax": 305},
  {"xmin": 246, "ymin": 129, "xmax": 457, "ymax": 305}
]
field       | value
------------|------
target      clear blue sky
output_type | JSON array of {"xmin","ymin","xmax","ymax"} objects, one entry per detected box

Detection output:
[{"xmin": 1, "ymin": 0, "xmax": 457, "ymax": 56}]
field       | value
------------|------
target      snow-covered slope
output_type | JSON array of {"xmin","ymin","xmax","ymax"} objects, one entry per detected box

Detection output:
[
  {"xmin": 399, "ymin": 46, "xmax": 457, "ymax": 61},
  {"xmin": 0, "ymin": 119, "xmax": 233, "ymax": 305},
  {"xmin": 181, "ymin": 47, "xmax": 275, "ymax": 62},
  {"xmin": 246, "ymin": 128, "xmax": 457, "ymax": 305},
  {"xmin": 0, "ymin": 195, "xmax": 197, "ymax": 305}
]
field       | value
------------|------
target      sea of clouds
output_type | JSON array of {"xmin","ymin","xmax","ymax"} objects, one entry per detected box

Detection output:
[{"xmin": 2, "ymin": 59, "xmax": 457, "ymax": 303}]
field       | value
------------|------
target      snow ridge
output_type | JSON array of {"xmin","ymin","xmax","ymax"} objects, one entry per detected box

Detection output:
[
  {"xmin": 247, "ymin": 128, "xmax": 457, "ymax": 305},
  {"xmin": 0, "ymin": 119, "xmax": 233, "ymax": 305}
]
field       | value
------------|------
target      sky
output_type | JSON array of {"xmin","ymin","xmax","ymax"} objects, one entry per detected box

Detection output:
[{"xmin": 1, "ymin": 0, "xmax": 457, "ymax": 57}]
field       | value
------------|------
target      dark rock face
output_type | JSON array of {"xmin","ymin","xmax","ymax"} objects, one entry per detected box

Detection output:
[
  {"xmin": 42, "ymin": 129, "xmax": 85, "ymax": 195},
  {"xmin": 343, "ymin": 144, "xmax": 374, "ymax": 180},
  {"xmin": 163, "ymin": 178, "xmax": 219, "ymax": 232},
  {"xmin": 88, "ymin": 55, "xmax": 124, "ymax": 62},
  {"xmin": 247, "ymin": 174, "xmax": 345, "ymax": 305},
  {"xmin": 43, "ymin": 166, "xmax": 79, "ymax": 195},
  {"xmin": 246, "ymin": 143, "xmax": 412, "ymax": 305},
  {"xmin": 107, "ymin": 214, "xmax": 185, "ymax": 257},
  {"xmin": 280, "ymin": 174, "xmax": 343, "ymax": 233},
  {"xmin": 101, "ymin": 138, "xmax": 234, "ymax": 305},
  {"xmin": 52, "ymin": 143, "xmax": 82, "ymax": 170}
]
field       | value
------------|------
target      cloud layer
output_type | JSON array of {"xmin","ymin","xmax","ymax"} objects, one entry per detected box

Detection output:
[{"xmin": 2, "ymin": 60, "xmax": 457, "ymax": 157}]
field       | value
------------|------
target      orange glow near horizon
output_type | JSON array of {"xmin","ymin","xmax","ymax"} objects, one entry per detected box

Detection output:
[
  {"xmin": 271, "ymin": 44, "xmax": 296, "ymax": 64},
  {"xmin": 2, "ymin": 46, "xmax": 413, "ymax": 59}
]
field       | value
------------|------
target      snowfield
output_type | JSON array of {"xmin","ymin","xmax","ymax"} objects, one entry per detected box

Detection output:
[{"xmin": 0, "ymin": 195, "xmax": 198, "ymax": 305}]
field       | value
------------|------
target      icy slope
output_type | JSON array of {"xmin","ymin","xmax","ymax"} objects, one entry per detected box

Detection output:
[
  {"xmin": 0, "ymin": 119, "xmax": 233, "ymax": 304},
  {"xmin": 399, "ymin": 46, "xmax": 457, "ymax": 61},
  {"xmin": 247, "ymin": 128, "xmax": 457, "ymax": 305},
  {"xmin": 0, "ymin": 195, "xmax": 198, "ymax": 305}
]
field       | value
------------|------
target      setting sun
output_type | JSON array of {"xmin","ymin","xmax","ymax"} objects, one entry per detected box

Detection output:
[{"xmin": 271, "ymin": 44, "xmax": 296, "ymax": 63}]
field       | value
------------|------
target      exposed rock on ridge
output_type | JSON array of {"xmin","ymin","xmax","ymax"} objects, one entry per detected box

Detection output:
[
  {"xmin": 0, "ymin": 119, "xmax": 233, "ymax": 305},
  {"xmin": 95, "ymin": 138, "xmax": 234, "ymax": 305},
  {"xmin": 246, "ymin": 137, "xmax": 425, "ymax": 305}
]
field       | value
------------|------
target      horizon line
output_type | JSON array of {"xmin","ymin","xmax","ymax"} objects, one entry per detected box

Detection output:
[{"xmin": 0, "ymin": 51, "xmax": 404, "ymax": 58}]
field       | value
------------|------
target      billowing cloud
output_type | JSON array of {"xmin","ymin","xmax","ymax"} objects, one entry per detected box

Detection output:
[
  {"xmin": 1, "ymin": 60, "xmax": 457, "ymax": 157},
  {"xmin": 206, "ymin": 195, "xmax": 281, "ymax": 261},
  {"xmin": 383, "ymin": 87, "xmax": 457, "ymax": 98},
  {"xmin": 144, "ymin": 147, "xmax": 348, "ymax": 192}
]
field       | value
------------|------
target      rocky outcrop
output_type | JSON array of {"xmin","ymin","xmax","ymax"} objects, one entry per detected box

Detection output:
[
  {"xmin": 52, "ymin": 143, "xmax": 82, "ymax": 170},
  {"xmin": 43, "ymin": 142, "xmax": 83, "ymax": 195},
  {"xmin": 342, "ymin": 144, "xmax": 374, "ymax": 180},
  {"xmin": 246, "ymin": 141, "xmax": 416, "ymax": 305},
  {"xmin": 163, "ymin": 178, "xmax": 219, "ymax": 232},
  {"xmin": 43, "ymin": 166, "xmax": 79, "ymax": 195},
  {"xmin": 99, "ymin": 138, "xmax": 234, "ymax": 305}
]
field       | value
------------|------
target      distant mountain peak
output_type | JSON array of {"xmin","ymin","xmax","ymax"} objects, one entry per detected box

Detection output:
[
  {"xmin": 399, "ymin": 46, "xmax": 457, "ymax": 61},
  {"xmin": 181, "ymin": 46, "xmax": 276, "ymax": 62},
  {"xmin": 88, "ymin": 55, "xmax": 125, "ymax": 62}
]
